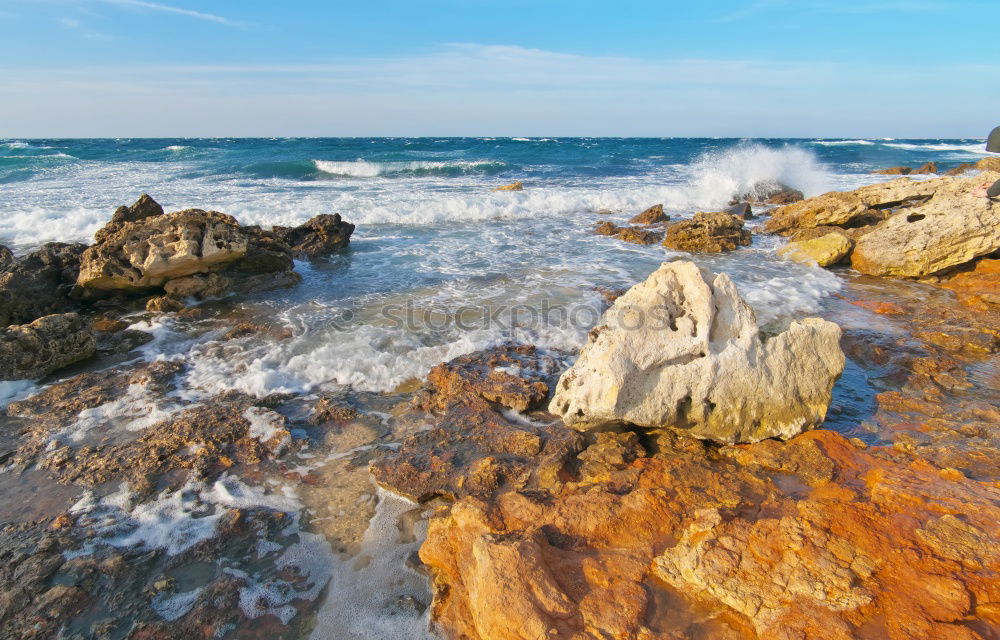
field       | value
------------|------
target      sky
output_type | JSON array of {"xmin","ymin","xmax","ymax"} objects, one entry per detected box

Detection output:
[{"xmin": 0, "ymin": 0, "xmax": 997, "ymax": 137}]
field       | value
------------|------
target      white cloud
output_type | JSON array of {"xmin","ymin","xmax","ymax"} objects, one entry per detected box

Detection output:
[
  {"xmin": 100, "ymin": 0, "xmax": 235, "ymax": 25},
  {"xmin": 0, "ymin": 43, "xmax": 996, "ymax": 137}
]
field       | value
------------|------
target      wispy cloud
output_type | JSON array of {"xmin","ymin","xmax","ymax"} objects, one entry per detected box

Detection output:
[{"xmin": 100, "ymin": 0, "xmax": 235, "ymax": 26}]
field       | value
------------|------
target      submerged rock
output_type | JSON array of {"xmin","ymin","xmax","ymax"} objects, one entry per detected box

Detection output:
[
  {"xmin": 628, "ymin": 204, "xmax": 668, "ymax": 225},
  {"xmin": 76, "ymin": 209, "xmax": 249, "ymax": 293},
  {"xmin": 272, "ymin": 213, "xmax": 354, "ymax": 258},
  {"xmin": 492, "ymin": 181, "xmax": 523, "ymax": 192},
  {"xmin": 549, "ymin": 260, "xmax": 845, "ymax": 443},
  {"xmin": 593, "ymin": 221, "xmax": 663, "ymax": 245},
  {"xmin": 778, "ymin": 232, "xmax": 853, "ymax": 267},
  {"xmin": 0, "ymin": 313, "xmax": 95, "ymax": 380},
  {"xmin": 0, "ymin": 242, "xmax": 86, "ymax": 327},
  {"xmin": 662, "ymin": 211, "xmax": 750, "ymax": 253}
]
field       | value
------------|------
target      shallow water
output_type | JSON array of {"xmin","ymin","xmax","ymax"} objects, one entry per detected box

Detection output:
[{"xmin": 1, "ymin": 136, "xmax": 996, "ymax": 637}]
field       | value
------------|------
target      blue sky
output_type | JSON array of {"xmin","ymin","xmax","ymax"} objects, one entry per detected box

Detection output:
[{"xmin": 1, "ymin": 0, "xmax": 997, "ymax": 137}]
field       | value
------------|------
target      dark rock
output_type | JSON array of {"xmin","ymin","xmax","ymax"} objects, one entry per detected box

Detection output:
[
  {"xmin": 0, "ymin": 245, "xmax": 13, "ymax": 272},
  {"xmin": 727, "ymin": 202, "xmax": 754, "ymax": 219},
  {"xmin": 93, "ymin": 194, "xmax": 164, "ymax": 244},
  {"xmin": 0, "ymin": 313, "xmax": 95, "ymax": 380},
  {"xmin": 0, "ymin": 242, "xmax": 87, "ymax": 327},
  {"xmin": 629, "ymin": 204, "xmax": 668, "ymax": 225},
  {"xmin": 615, "ymin": 227, "xmax": 664, "ymax": 245},
  {"xmin": 145, "ymin": 295, "xmax": 185, "ymax": 313},
  {"xmin": 663, "ymin": 212, "xmax": 751, "ymax": 253},
  {"xmin": 273, "ymin": 214, "xmax": 354, "ymax": 258},
  {"xmin": 873, "ymin": 162, "xmax": 938, "ymax": 176},
  {"xmin": 734, "ymin": 182, "xmax": 803, "ymax": 205},
  {"xmin": 594, "ymin": 221, "xmax": 619, "ymax": 236}
]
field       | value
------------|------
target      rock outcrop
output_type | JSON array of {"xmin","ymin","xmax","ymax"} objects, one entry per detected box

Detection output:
[
  {"xmin": 272, "ymin": 213, "xmax": 354, "ymax": 258},
  {"xmin": 593, "ymin": 222, "xmax": 663, "ymax": 245},
  {"xmin": 0, "ymin": 242, "xmax": 86, "ymax": 326},
  {"xmin": 0, "ymin": 245, "xmax": 13, "ymax": 272},
  {"xmin": 778, "ymin": 232, "xmax": 853, "ymax": 267},
  {"xmin": 849, "ymin": 176, "xmax": 1000, "ymax": 277},
  {"xmin": 93, "ymin": 193, "xmax": 164, "ymax": 244},
  {"xmin": 872, "ymin": 161, "xmax": 937, "ymax": 176},
  {"xmin": 549, "ymin": 261, "xmax": 845, "ymax": 443},
  {"xmin": 76, "ymin": 209, "xmax": 249, "ymax": 292},
  {"xmin": 628, "ymin": 204, "xmax": 668, "ymax": 225},
  {"xmin": 662, "ymin": 212, "xmax": 751, "ymax": 253},
  {"xmin": 0, "ymin": 313, "xmax": 95, "ymax": 380}
]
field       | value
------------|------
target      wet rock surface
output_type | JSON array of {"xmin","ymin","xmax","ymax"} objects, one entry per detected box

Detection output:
[
  {"xmin": 778, "ymin": 232, "xmax": 853, "ymax": 267},
  {"xmin": 663, "ymin": 211, "xmax": 751, "ymax": 253},
  {"xmin": 273, "ymin": 213, "xmax": 354, "ymax": 258},
  {"xmin": 0, "ymin": 313, "xmax": 95, "ymax": 380},
  {"xmin": 0, "ymin": 242, "xmax": 86, "ymax": 327},
  {"xmin": 628, "ymin": 203, "xmax": 669, "ymax": 224},
  {"xmin": 593, "ymin": 221, "xmax": 664, "ymax": 245}
]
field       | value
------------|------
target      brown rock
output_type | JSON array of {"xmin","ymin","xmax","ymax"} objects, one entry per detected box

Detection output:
[
  {"xmin": 93, "ymin": 194, "xmax": 164, "ymax": 244},
  {"xmin": 76, "ymin": 209, "xmax": 249, "ymax": 293},
  {"xmin": 912, "ymin": 161, "xmax": 938, "ymax": 174},
  {"xmin": 0, "ymin": 313, "xmax": 95, "ymax": 380},
  {"xmin": 614, "ymin": 226, "xmax": 663, "ymax": 245},
  {"xmin": 628, "ymin": 204, "xmax": 668, "ymax": 225},
  {"xmin": 663, "ymin": 212, "xmax": 751, "ymax": 253},
  {"xmin": 593, "ymin": 221, "xmax": 618, "ymax": 236},
  {"xmin": 938, "ymin": 258, "xmax": 1000, "ymax": 310},
  {"xmin": 492, "ymin": 181, "xmax": 523, "ymax": 192},
  {"xmin": 145, "ymin": 295, "xmax": 185, "ymax": 313},
  {"xmin": 272, "ymin": 213, "xmax": 354, "ymax": 258},
  {"xmin": 0, "ymin": 245, "xmax": 13, "ymax": 272},
  {"xmin": 944, "ymin": 162, "xmax": 978, "ymax": 177},
  {"xmin": 0, "ymin": 242, "xmax": 86, "ymax": 327},
  {"xmin": 873, "ymin": 165, "xmax": 915, "ymax": 175}
]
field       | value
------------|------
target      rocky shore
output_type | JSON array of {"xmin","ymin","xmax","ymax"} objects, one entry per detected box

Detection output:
[{"xmin": 1, "ymin": 167, "xmax": 999, "ymax": 639}]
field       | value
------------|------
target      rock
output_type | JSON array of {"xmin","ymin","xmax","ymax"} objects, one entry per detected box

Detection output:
[
  {"xmin": 777, "ymin": 232, "xmax": 853, "ymax": 267},
  {"xmin": 615, "ymin": 226, "xmax": 663, "ymax": 245},
  {"xmin": 976, "ymin": 157, "xmax": 1000, "ymax": 172},
  {"xmin": 0, "ymin": 245, "xmax": 13, "ymax": 272},
  {"xmin": 662, "ymin": 212, "xmax": 751, "ymax": 253},
  {"xmin": 271, "ymin": 213, "xmax": 354, "ymax": 258},
  {"xmin": 727, "ymin": 202, "xmax": 753, "ymax": 219},
  {"xmin": 593, "ymin": 221, "xmax": 618, "ymax": 236},
  {"xmin": 549, "ymin": 261, "xmax": 845, "ymax": 443},
  {"xmin": 850, "ymin": 173, "xmax": 1000, "ymax": 277},
  {"xmin": 938, "ymin": 258, "xmax": 1000, "ymax": 310},
  {"xmin": 145, "ymin": 295, "xmax": 185, "ymax": 313},
  {"xmin": 0, "ymin": 313, "xmax": 95, "ymax": 380},
  {"xmin": 593, "ymin": 222, "xmax": 663, "ymax": 245},
  {"xmin": 873, "ymin": 165, "xmax": 915, "ymax": 175},
  {"xmin": 76, "ymin": 209, "xmax": 249, "ymax": 293},
  {"xmin": 163, "ymin": 270, "xmax": 301, "ymax": 299},
  {"xmin": 419, "ymin": 429, "xmax": 1000, "ymax": 640},
  {"xmin": 763, "ymin": 176, "xmax": 954, "ymax": 235},
  {"xmin": 874, "ymin": 162, "xmax": 938, "ymax": 176},
  {"xmin": 93, "ymin": 194, "xmax": 164, "ymax": 244},
  {"xmin": 0, "ymin": 243, "xmax": 87, "ymax": 327},
  {"xmin": 370, "ymin": 345, "xmax": 582, "ymax": 501},
  {"xmin": 628, "ymin": 204, "xmax": 668, "ymax": 225},
  {"xmin": 594, "ymin": 209, "xmax": 613, "ymax": 215},
  {"xmin": 492, "ymin": 181, "xmax": 523, "ymax": 192},
  {"xmin": 944, "ymin": 162, "xmax": 978, "ymax": 176},
  {"xmin": 735, "ymin": 182, "xmax": 803, "ymax": 205}
]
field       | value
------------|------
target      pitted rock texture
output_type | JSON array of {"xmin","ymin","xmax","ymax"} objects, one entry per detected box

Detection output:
[
  {"xmin": 93, "ymin": 193, "xmax": 164, "ymax": 244},
  {"xmin": 76, "ymin": 209, "xmax": 249, "ymax": 292},
  {"xmin": 550, "ymin": 260, "xmax": 845, "ymax": 443},
  {"xmin": 0, "ymin": 313, "xmax": 95, "ymax": 380},
  {"xmin": 0, "ymin": 242, "xmax": 86, "ymax": 327},
  {"xmin": 662, "ymin": 212, "xmax": 751, "ymax": 253},
  {"xmin": 629, "ymin": 204, "xmax": 669, "ymax": 225},
  {"xmin": 272, "ymin": 213, "xmax": 354, "ymax": 258}
]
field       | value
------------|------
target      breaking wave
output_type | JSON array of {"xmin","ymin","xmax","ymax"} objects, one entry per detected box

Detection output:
[{"xmin": 312, "ymin": 159, "xmax": 509, "ymax": 178}]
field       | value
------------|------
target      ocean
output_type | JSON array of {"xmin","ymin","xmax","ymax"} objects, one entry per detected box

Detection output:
[
  {"xmin": 0, "ymin": 136, "xmax": 995, "ymax": 638},
  {"xmin": 1, "ymin": 136, "xmax": 991, "ymax": 400}
]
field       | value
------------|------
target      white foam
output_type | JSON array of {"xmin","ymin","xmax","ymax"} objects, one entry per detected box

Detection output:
[
  {"xmin": 57, "ymin": 383, "xmax": 183, "ymax": 444},
  {"xmin": 812, "ymin": 139, "xmax": 875, "ymax": 146},
  {"xmin": 242, "ymin": 407, "xmax": 290, "ymax": 453},
  {"xmin": 313, "ymin": 159, "xmax": 504, "ymax": 178},
  {"xmin": 0, "ymin": 380, "xmax": 36, "ymax": 410},
  {"xmin": 882, "ymin": 142, "xmax": 993, "ymax": 154},
  {"xmin": 152, "ymin": 587, "xmax": 204, "ymax": 621},
  {"xmin": 165, "ymin": 145, "xmax": 189, "ymax": 151}
]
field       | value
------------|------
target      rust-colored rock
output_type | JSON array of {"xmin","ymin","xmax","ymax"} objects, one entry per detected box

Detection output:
[
  {"xmin": 663, "ymin": 212, "xmax": 751, "ymax": 253},
  {"xmin": 629, "ymin": 204, "xmax": 668, "ymax": 225},
  {"xmin": 938, "ymin": 258, "xmax": 1000, "ymax": 310}
]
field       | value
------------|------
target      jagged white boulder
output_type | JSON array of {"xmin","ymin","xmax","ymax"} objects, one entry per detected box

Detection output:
[{"xmin": 550, "ymin": 261, "xmax": 845, "ymax": 443}]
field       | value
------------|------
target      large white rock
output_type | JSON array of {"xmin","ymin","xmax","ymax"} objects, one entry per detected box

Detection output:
[{"xmin": 550, "ymin": 261, "xmax": 845, "ymax": 443}]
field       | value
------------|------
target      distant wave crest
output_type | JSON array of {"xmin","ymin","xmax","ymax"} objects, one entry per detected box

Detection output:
[{"xmin": 312, "ymin": 159, "xmax": 509, "ymax": 178}]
